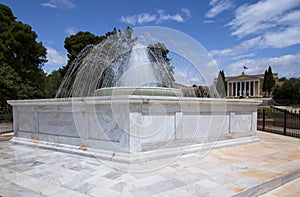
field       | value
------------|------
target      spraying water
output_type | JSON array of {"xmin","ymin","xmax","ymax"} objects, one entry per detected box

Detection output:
[{"xmin": 56, "ymin": 28, "xmax": 176, "ymax": 98}]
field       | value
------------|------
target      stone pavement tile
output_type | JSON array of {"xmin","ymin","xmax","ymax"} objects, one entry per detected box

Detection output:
[
  {"xmin": 207, "ymin": 182, "xmax": 245, "ymax": 197},
  {"xmin": 103, "ymin": 171, "xmax": 123, "ymax": 180},
  {"xmin": 90, "ymin": 164, "xmax": 115, "ymax": 176},
  {"xmin": 50, "ymin": 167, "xmax": 84, "ymax": 178},
  {"xmin": 195, "ymin": 179, "xmax": 219, "ymax": 189},
  {"xmin": 231, "ymin": 176, "xmax": 262, "ymax": 189},
  {"xmin": 131, "ymin": 174, "xmax": 166, "ymax": 187},
  {"xmin": 110, "ymin": 181, "xmax": 126, "ymax": 192},
  {"xmin": 260, "ymin": 177, "xmax": 300, "ymax": 197},
  {"xmin": 0, "ymin": 182, "xmax": 43, "ymax": 197},
  {"xmin": 88, "ymin": 187, "xmax": 122, "ymax": 197},
  {"xmin": 40, "ymin": 184, "xmax": 89, "ymax": 197},
  {"xmin": 174, "ymin": 182, "xmax": 209, "ymax": 196},
  {"xmin": 2, "ymin": 171, "xmax": 53, "ymax": 194},
  {"xmin": 63, "ymin": 179, "xmax": 97, "ymax": 194},
  {"xmin": 131, "ymin": 180, "xmax": 178, "ymax": 196},
  {"xmin": 84, "ymin": 175, "xmax": 118, "ymax": 188}
]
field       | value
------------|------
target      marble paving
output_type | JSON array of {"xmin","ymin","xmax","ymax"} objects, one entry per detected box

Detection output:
[{"xmin": 0, "ymin": 131, "xmax": 299, "ymax": 197}]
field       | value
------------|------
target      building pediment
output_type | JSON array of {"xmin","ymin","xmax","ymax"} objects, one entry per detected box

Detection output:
[{"xmin": 227, "ymin": 75, "xmax": 260, "ymax": 81}]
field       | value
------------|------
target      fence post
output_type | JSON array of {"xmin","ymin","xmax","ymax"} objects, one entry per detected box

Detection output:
[
  {"xmin": 262, "ymin": 108, "xmax": 265, "ymax": 131},
  {"xmin": 284, "ymin": 110, "xmax": 287, "ymax": 135}
]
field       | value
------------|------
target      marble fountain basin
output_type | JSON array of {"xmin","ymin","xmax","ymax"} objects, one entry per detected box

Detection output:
[{"xmin": 8, "ymin": 96, "xmax": 261, "ymax": 163}]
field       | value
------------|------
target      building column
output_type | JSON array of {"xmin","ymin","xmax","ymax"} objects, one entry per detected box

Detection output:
[
  {"xmin": 245, "ymin": 81, "xmax": 248, "ymax": 96},
  {"xmin": 249, "ymin": 81, "xmax": 252, "ymax": 96},
  {"xmin": 235, "ymin": 82, "xmax": 237, "ymax": 96},
  {"xmin": 244, "ymin": 82, "xmax": 247, "ymax": 96},
  {"xmin": 254, "ymin": 81, "xmax": 256, "ymax": 96},
  {"xmin": 258, "ymin": 80, "xmax": 260, "ymax": 96},
  {"xmin": 231, "ymin": 82, "xmax": 234, "ymax": 97},
  {"xmin": 227, "ymin": 82, "xmax": 230, "ymax": 96},
  {"xmin": 248, "ymin": 81, "xmax": 251, "ymax": 96},
  {"xmin": 240, "ymin": 81, "xmax": 243, "ymax": 96},
  {"xmin": 242, "ymin": 82, "xmax": 245, "ymax": 96}
]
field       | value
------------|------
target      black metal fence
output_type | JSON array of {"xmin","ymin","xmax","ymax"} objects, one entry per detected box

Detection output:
[
  {"xmin": 257, "ymin": 107, "xmax": 300, "ymax": 138},
  {"xmin": 0, "ymin": 107, "xmax": 13, "ymax": 134}
]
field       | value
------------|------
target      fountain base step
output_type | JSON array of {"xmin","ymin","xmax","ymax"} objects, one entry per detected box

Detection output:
[{"xmin": 10, "ymin": 135, "xmax": 260, "ymax": 164}]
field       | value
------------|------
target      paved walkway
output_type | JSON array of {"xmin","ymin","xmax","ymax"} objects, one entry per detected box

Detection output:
[
  {"xmin": 261, "ymin": 177, "xmax": 300, "ymax": 197},
  {"xmin": 0, "ymin": 131, "xmax": 299, "ymax": 196}
]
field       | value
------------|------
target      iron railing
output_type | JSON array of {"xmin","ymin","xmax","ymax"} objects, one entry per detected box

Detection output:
[
  {"xmin": 0, "ymin": 107, "xmax": 13, "ymax": 134},
  {"xmin": 257, "ymin": 106, "xmax": 300, "ymax": 138}
]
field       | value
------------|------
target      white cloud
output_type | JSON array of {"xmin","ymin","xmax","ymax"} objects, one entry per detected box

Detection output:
[
  {"xmin": 46, "ymin": 46, "xmax": 68, "ymax": 66},
  {"xmin": 120, "ymin": 9, "xmax": 191, "ymax": 25},
  {"xmin": 205, "ymin": 0, "xmax": 233, "ymax": 18},
  {"xmin": 174, "ymin": 67, "xmax": 205, "ymax": 86},
  {"xmin": 203, "ymin": 20, "xmax": 214, "ymax": 24},
  {"xmin": 120, "ymin": 13, "xmax": 156, "ymax": 25},
  {"xmin": 228, "ymin": 0, "xmax": 300, "ymax": 38},
  {"xmin": 182, "ymin": 8, "xmax": 192, "ymax": 18},
  {"xmin": 65, "ymin": 27, "xmax": 76, "ymax": 35},
  {"xmin": 41, "ymin": 0, "xmax": 75, "ymax": 9},
  {"xmin": 232, "ymin": 53, "xmax": 256, "ymax": 61},
  {"xmin": 120, "ymin": 13, "xmax": 157, "ymax": 25},
  {"xmin": 225, "ymin": 53, "xmax": 300, "ymax": 78},
  {"xmin": 261, "ymin": 26, "xmax": 300, "ymax": 48},
  {"xmin": 157, "ymin": 10, "xmax": 184, "ymax": 23},
  {"xmin": 209, "ymin": 36, "xmax": 262, "ymax": 59}
]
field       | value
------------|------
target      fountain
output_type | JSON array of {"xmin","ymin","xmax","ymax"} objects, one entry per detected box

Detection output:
[
  {"xmin": 94, "ymin": 43, "xmax": 183, "ymax": 97},
  {"xmin": 8, "ymin": 27, "xmax": 261, "ymax": 169}
]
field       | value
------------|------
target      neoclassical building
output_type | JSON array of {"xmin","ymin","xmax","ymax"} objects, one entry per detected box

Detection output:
[{"xmin": 225, "ymin": 72, "xmax": 278, "ymax": 97}]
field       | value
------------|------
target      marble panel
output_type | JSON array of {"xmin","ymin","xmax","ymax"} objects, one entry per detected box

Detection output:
[
  {"xmin": 38, "ymin": 112, "xmax": 80, "ymax": 137},
  {"xmin": 181, "ymin": 114, "xmax": 229, "ymax": 140},
  {"xmin": 230, "ymin": 113, "xmax": 252, "ymax": 133},
  {"xmin": 251, "ymin": 112, "xmax": 257, "ymax": 134},
  {"xmin": 89, "ymin": 112, "xmax": 126, "ymax": 142},
  {"xmin": 130, "ymin": 113, "xmax": 175, "ymax": 144},
  {"xmin": 19, "ymin": 112, "xmax": 37, "ymax": 133}
]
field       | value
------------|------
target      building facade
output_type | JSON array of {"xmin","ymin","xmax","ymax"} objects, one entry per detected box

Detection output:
[{"xmin": 225, "ymin": 72, "xmax": 278, "ymax": 97}]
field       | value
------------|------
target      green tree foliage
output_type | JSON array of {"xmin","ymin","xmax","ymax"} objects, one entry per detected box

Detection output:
[
  {"xmin": 273, "ymin": 78, "xmax": 300, "ymax": 105},
  {"xmin": 0, "ymin": 62, "xmax": 25, "ymax": 108},
  {"xmin": 262, "ymin": 66, "xmax": 275, "ymax": 97},
  {"xmin": 148, "ymin": 42, "xmax": 175, "ymax": 87},
  {"xmin": 0, "ymin": 4, "xmax": 15, "ymax": 33},
  {"xmin": 0, "ymin": 4, "xmax": 47, "ymax": 108},
  {"xmin": 64, "ymin": 31, "xmax": 106, "ymax": 66},
  {"xmin": 278, "ymin": 77, "xmax": 287, "ymax": 82},
  {"xmin": 43, "ymin": 69, "xmax": 65, "ymax": 98},
  {"xmin": 193, "ymin": 85, "xmax": 210, "ymax": 98},
  {"xmin": 216, "ymin": 70, "xmax": 226, "ymax": 97}
]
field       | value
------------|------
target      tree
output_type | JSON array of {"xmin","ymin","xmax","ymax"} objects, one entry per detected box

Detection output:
[
  {"xmin": 0, "ymin": 62, "xmax": 26, "ymax": 108},
  {"xmin": 262, "ymin": 66, "xmax": 275, "ymax": 97},
  {"xmin": 0, "ymin": 4, "xmax": 47, "ymax": 108},
  {"xmin": 216, "ymin": 70, "xmax": 226, "ymax": 97},
  {"xmin": 43, "ymin": 69, "xmax": 64, "ymax": 98},
  {"xmin": 273, "ymin": 78, "xmax": 300, "ymax": 105},
  {"xmin": 64, "ymin": 31, "xmax": 106, "ymax": 66},
  {"xmin": 148, "ymin": 42, "xmax": 175, "ymax": 87},
  {"xmin": 0, "ymin": 4, "xmax": 15, "ymax": 33},
  {"xmin": 193, "ymin": 85, "xmax": 210, "ymax": 98}
]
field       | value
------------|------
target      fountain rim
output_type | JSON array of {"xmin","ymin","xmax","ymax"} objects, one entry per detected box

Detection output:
[{"xmin": 95, "ymin": 86, "xmax": 184, "ymax": 97}]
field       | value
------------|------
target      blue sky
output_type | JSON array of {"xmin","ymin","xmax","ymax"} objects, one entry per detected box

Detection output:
[{"xmin": 1, "ymin": 0, "xmax": 300, "ymax": 80}]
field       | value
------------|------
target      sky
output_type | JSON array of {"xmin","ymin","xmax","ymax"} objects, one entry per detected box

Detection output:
[{"xmin": 1, "ymin": 0, "xmax": 300, "ymax": 82}]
